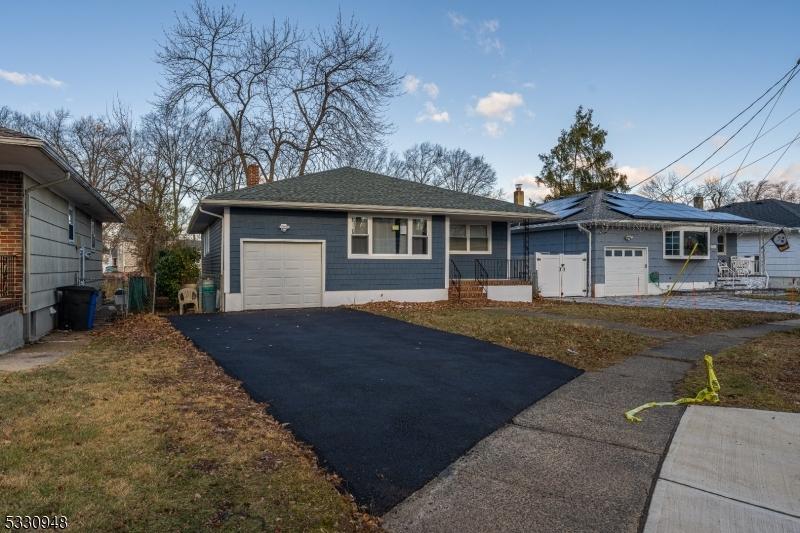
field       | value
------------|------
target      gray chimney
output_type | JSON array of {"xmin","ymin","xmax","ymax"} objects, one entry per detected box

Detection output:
[{"xmin": 693, "ymin": 195, "xmax": 704, "ymax": 210}]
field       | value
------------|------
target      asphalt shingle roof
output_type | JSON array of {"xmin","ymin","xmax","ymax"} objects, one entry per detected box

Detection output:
[
  {"xmin": 713, "ymin": 199, "xmax": 800, "ymax": 227},
  {"xmin": 203, "ymin": 166, "xmax": 552, "ymax": 217},
  {"xmin": 0, "ymin": 127, "xmax": 38, "ymax": 140}
]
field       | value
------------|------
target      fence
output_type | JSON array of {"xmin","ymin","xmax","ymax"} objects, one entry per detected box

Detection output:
[{"xmin": 103, "ymin": 271, "xmax": 221, "ymax": 316}]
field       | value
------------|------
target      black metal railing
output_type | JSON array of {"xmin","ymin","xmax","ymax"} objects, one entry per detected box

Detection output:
[
  {"xmin": 474, "ymin": 258, "xmax": 532, "ymax": 281},
  {"xmin": 0, "ymin": 255, "xmax": 15, "ymax": 298},
  {"xmin": 449, "ymin": 259, "xmax": 462, "ymax": 301},
  {"xmin": 475, "ymin": 259, "xmax": 489, "ymax": 290}
]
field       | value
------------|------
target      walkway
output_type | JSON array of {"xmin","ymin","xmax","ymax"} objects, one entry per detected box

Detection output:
[
  {"xmin": 645, "ymin": 406, "xmax": 800, "ymax": 532},
  {"xmin": 382, "ymin": 317, "xmax": 800, "ymax": 532},
  {"xmin": 0, "ymin": 330, "xmax": 90, "ymax": 372},
  {"xmin": 583, "ymin": 294, "xmax": 800, "ymax": 314}
]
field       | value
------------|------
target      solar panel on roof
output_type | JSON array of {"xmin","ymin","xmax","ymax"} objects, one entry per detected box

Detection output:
[
  {"xmin": 538, "ymin": 193, "xmax": 589, "ymax": 219},
  {"xmin": 606, "ymin": 193, "xmax": 754, "ymax": 223}
]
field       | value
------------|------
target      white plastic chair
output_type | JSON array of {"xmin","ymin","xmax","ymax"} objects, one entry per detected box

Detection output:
[{"xmin": 178, "ymin": 287, "xmax": 198, "ymax": 315}]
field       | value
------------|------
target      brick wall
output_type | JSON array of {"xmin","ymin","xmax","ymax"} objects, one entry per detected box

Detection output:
[{"xmin": 0, "ymin": 171, "xmax": 23, "ymax": 311}]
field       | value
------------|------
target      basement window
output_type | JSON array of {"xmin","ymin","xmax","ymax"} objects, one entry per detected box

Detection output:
[
  {"xmin": 348, "ymin": 214, "xmax": 432, "ymax": 259},
  {"xmin": 663, "ymin": 227, "xmax": 710, "ymax": 259}
]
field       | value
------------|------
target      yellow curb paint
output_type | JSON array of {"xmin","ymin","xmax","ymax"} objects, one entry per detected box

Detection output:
[{"xmin": 625, "ymin": 355, "xmax": 720, "ymax": 423}]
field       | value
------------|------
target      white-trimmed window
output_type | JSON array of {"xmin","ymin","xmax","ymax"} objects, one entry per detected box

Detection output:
[
  {"xmin": 67, "ymin": 205, "xmax": 75, "ymax": 243},
  {"xmin": 449, "ymin": 222, "xmax": 491, "ymax": 254},
  {"xmin": 203, "ymin": 228, "xmax": 210, "ymax": 256},
  {"xmin": 348, "ymin": 214, "xmax": 432, "ymax": 259},
  {"xmin": 663, "ymin": 227, "xmax": 710, "ymax": 259},
  {"xmin": 716, "ymin": 234, "xmax": 726, "ymax": 255}
]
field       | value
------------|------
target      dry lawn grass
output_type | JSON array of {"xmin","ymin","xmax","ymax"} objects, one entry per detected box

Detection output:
[
  {"xmin": 359, "ymin": 302, "xmax": 656, "ymax": 370},
  {"xmin": 680, "ymin": 328, "xmax": 800, "ymax": 413},
  {"xmin": 0, "ymin": 315, "xmax": 379, "ymax": 532},
  {"xmin": 527, "ymin": 300, "xmax": 796, "ymax": 335}
]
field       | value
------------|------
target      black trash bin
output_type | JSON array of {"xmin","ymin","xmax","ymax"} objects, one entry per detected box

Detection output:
[{"xmin": 57, "ymin": 286, "xmax": 99, "ymax": 331}]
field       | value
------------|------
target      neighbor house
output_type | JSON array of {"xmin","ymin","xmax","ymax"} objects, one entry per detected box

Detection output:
[
  {"xmin": 511, "ymin": 190, "xmax": 781, "ymax": 297},
  {"xmin": 188, "ymin": 166, "xmax": 553, "ymax": 310},
  {"xmin": 0, "ymin": 127, "xmax": 123, "ymax": 353},
  {"xmin": 713, "ymin": 199, "xmax": 800, "ymax": 289}
]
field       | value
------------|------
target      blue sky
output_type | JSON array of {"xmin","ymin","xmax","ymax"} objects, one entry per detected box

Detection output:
[{"xmin": 2, "ymin": 0, "xmax": 799, "ymax": 201}]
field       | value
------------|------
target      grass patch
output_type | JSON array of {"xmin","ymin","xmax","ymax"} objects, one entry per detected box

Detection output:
[
  {"xmin": 680, "ymin": 328, "xmax": 800, "ymax": 413},
  {"xmin": 531, "ymin": 301, "xmax": 796, "ymax": 335},
  {"xmin": 0, "ymin": 316, "xmax": 379, "ymax": 532},
  {"xmin": 735, "ymin": 291, "xmax": 800, "ymax": 303},
  {"xmin": 359, "ymin": 302, "xmax": 656, "ymax": 370}
]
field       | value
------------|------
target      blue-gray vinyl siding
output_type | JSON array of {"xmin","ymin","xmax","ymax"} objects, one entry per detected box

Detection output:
[
  {"xmin": 592, "ymin": 228, "xmax": 721, "ymax": 285},
  {"xmin": 449, "ymin": 221, "xmax": 508, "ymax": 279},
  {"xmin": 202, "ymin": 219, "xmax": 222, "ymax": 276},
  {"xmin": 513, "ymin": 226, "xmax": 724, "ymax": 286},
  {"xmin": 229, "ymin": 208, "xmax": 446, "ymax": 292}
]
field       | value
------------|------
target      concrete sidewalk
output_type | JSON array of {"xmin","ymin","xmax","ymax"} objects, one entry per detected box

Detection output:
[
  {"xmin": 383, "ymin": 318, "xmax": 800, "ymax": 532},
  {"xmin": 645, "ymin": 406, "xmax": 800, "ymax": 532}
]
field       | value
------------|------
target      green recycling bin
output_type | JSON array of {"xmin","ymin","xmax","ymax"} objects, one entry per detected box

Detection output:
[{"xmin": 200, "ymin": 278, "xmax": 216, "ymax": 313}]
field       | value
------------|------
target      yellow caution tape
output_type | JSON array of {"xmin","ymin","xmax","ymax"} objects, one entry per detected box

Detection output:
[{"xmin": 624, "ymin": 355, "xmax": 720, "ymax": 423}]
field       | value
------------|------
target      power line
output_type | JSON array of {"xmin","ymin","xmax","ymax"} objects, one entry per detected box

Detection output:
[
  {"xmin": 689, "ymin": 105, "xmax": 800, "ymax": 182},
  {"xmin": 761, "ymin": 129, "xmax": 800, "ymax": 181},
  {"xmin": 628, "ymin": 60, "xmax": 800, "ymax": 190},
  {"xmin": 717, "ymin": 134, "xmax": 800, "ymax": 180}
]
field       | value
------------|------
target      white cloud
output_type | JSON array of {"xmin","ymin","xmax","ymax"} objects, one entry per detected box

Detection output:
[
  {"xmin": 0, "ymin": 69, "xmax": 63, "ymax": 88},
  {"xmin": 522, "ymin": 81, "xmax": 537, "ymax": 90},
  {"xmin": 423, "ymin": 82, "xmax": 439, "ymax": 99},
  {"xmin": 483, "ymin": 122, "xmax": 502, "ymax": 138},
  {"xmin": 622, "ymin": 120, "xmax": 635, "ymax": 129},
  {"xmin": 403, "ymin": 74, "xmax": 420, "ymax": 94},
  {"xmin": 447, "ymin": 12, "xmax": 503, "ymax": 54},
  {"xmin": 448, "ymin": 11, "xmax": 467, "ymax": 29},
  {"xmin": 417, "ymin": 102, "xmax": 450, "ymax": 123},
  {"xmin": 475, "ymin": 91, "xmax": 524, "ymax": 123}
]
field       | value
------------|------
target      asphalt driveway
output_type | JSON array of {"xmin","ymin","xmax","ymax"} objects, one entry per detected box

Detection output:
[{"xmin": 170, "ymin": 308, "xmax": 580, "ymax": 513}]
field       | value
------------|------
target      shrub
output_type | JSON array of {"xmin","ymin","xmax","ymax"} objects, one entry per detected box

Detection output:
[{"xmin": 155, "ymin": 246, "xmax": 200, "ymax": 307}]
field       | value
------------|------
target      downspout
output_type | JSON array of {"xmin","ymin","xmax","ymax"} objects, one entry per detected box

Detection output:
[
  {"xmin": 198, "ymin": 205, "xmax": 224, "ymax": 309},
  {"xmin": 23, "ymin": 172, "xmax": 71, "ymax": 341},
  {"xmin": 576, "ymin": 223, "xmax": 592, "ymax": 297}
]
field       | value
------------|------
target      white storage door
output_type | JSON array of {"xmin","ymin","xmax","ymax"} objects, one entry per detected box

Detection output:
[
  {"xmin": 535, "ymin": 254, "xmax": 562, "ymax": 297},
  {"xmin": 535, "ymin": 253, "xmax": 587, "ymax": 297},
  {"xmin": 604, "ymin": 247, "xmax": 648, "ymax": 296},
  {"xmin": 242, "ymin": 241, "xmax": 323, "ymax": 310},
  {"xmin": 560, "ymin": 254, "xmax": 587, "ymax": 297}
]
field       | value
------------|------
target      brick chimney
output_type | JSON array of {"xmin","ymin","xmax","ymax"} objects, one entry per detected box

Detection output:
[
  {"xmin": 693, "ymin": 195, "xmax": 704, "ymax": 210},
  {"xmin": 246, "ymin": 164, "xmax": 260, "ymax": 187},
  {"xmin": 513, "ymin": 184, "xmax": 524, "ymax": 205}
]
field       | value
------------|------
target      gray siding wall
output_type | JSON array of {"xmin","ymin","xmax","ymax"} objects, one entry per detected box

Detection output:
[
  {"xmin": 229, "ymin": 208, "xmax": 446, "ymax": 292},
  {"xmin": 202, "ymin": 219, "xmax": 222, "ymax": 276},
  {"xmin": 592, "ymin": 228, "xmax": 721, "ymax": 285},
  {"xmin": 450, "ymin": 221, "xmax": 508, "ymax": 279},
  {"xmin": 511, "ymin": 228, "xmax": 589, "ymax": 257},
  {"xmin": 25, "ymin": 175, "xmax": 102, "ymax": 313}
]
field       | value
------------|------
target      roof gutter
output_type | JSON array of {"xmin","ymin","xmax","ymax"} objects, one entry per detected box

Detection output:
[{"xmin": 0, "ymin": 136, "xmax": 123, "ymax": 222}]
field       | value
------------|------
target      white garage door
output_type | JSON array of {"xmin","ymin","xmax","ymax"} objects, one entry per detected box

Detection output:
[
  {"xmin": 604, "ymin": 247, "xmax": 648, "ymax": 296},
  {"xmin": 242, "ymin": 241, "xmax": 323, "ymax": 310}
]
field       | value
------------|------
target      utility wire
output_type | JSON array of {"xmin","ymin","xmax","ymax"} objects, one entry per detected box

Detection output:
[
  {"xmin": 761, "ymin": 129, "xmax": 800, "ymax": 181},
  {"xmin": 690, "ymin": 105, "xmax": 800, "ymax": 182},
  {"xmin": 628, "ymin": 60, "xmax": 800, "ymax": 190}
]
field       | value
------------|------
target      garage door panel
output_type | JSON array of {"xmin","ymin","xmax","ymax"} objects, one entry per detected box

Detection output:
[
  {"xmin": 604, "ymin": 247, "xmax": 647, "ymax": 296},
  {"xmin": 243, "ymin": 242, "xmax": 323, "ymax": 310}
]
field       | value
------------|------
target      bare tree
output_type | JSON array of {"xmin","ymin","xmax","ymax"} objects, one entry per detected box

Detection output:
[
  {"xmin": 638, "ymin": 172, "xmax": 695, "ymax": 204},
  {"xmin": 696, "ymin": 176, "xmax": 735, "ymax": 209},
  {"xmin": 157, "ymin": 1, "xmax": 298, "ymax": 181},
  {"xmin": 436, "ymin": 148, "xmax": 498, "ymax": 196},
  {"xmin": 292, "ymin": 13, "xmax": 400, "ymax": 175},
  {"xmin": 734, "ymin": 179, "xmax": 773, "ymax": 201},
  {"xmin": 394, "ymin": 142, "xmax": 444, "ymax": 184},
  {"xmin": 769, "ymin": 180, "xmax": 799, "ymax": 202}
]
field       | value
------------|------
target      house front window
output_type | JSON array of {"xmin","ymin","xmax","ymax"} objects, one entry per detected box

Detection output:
[
  {"xmin": 203, "ymin": 228, "xmax": 210, "ymax": 256},
  {"xmin": 449, "ymin": 222, "xmax": 491, "ymax": 254},
  {"xmin": 663, "ymin": 227, "xmax": 710, "ymax": 259},
  {"xmin": 348, "ymin": 214, "xmax": 431, "ymax": 258}
]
